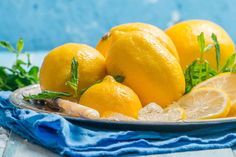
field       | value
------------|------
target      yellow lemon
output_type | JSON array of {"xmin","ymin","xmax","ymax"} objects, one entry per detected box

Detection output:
[
  {"xmin": 79, "ymin": 76, "xmax": 142, "ymax": 118},
  {"xmin": 106, "ymin": 31, "xmax": 185, "ymax": 107},
  {"xmin": 193, "ymin": 73, "xmax": 236, "ymax": 117},
  {"xmin": 96, "ymin": 22, "xmax": 179, "ymax": 60},
  {"xmin": 40, "ymin": 43, "xmax": 106, "ymax": 96},
  {"xmin": 177, "ymin": 88, "xmax": 231, "ymax": 120},
  {"xmin": 166, "ymin": 20, "xmax": 235, "ymax": 70}
]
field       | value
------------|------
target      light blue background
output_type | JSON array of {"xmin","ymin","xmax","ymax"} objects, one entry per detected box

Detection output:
[{"xmin": 0, "ymin": 0, "xmax": 236, "ymax": 51}]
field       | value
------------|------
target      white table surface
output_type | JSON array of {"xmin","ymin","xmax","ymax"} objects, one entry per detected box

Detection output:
[{"xmin": 1, "ymin": 51, "xmax": 236, "ymax": 157}]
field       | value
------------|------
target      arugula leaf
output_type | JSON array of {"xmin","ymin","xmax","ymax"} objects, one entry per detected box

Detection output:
[
  {"xmin": 23, "ymin": 90, "xmax": 71, "ymax": 100},
  {"xmin": 65, "ymin": 58, "xmax": 79, "ymax": 96},
  {"xmin": 211, "ymin": 33, "xmax": 221, "ymax": 71}
]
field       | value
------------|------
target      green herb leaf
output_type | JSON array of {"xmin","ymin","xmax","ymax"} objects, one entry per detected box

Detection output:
[
  {"xmin": 23, "ymin": 90, "xmax": 71, "ymax": 100},
  {"xmin": 197, "ymin": 32, "xmax": 205, "ymax": 54},
  {"xmin": 113, "ymin": 75, "xmax": 125, "ymax": 83},
  {"xmin": 0, "ymin": 38, "xmax": 39, "ymax": 91},
  {"xmin": 211, "ymin": 33, "xmax": 221, "ymax": 71},
  {"xmin": 65, "ymin": 58, "xmax": 79, "ymax": 96},
  {"xmin": 184, "ymin": 59, "xmax": 217, "ymax": 93},
  {"xmin": 220, "ymin": 53, "xmax": 236, "ymax": 72},
  {"xmin": 0, "ymin": 41, "xmax": 16, "ymax": 53},
  {"xmin": 16, "ymin": 37, "xmax": 24, "ymax": 52}
]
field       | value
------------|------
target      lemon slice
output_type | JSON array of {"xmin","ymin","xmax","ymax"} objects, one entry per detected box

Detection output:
[
  {"xmin": 193, "ymin": 73, "xmax": 236, "ymax": 117},
  {"xmin": 138, "ymin": 103, "xmax": 186, "ymax": 121},
  {"xmin": 178, "ymin": 88, "xmax": 231, "ymax": 120}
]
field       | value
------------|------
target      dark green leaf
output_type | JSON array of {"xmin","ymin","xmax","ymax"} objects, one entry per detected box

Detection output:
[
  {"xmin": 0, "ymin": 41, "xmax": 16, "ymax": 53},
  {"xmin": 113, "ymin": 75, "xmax": 125, "ymax": 83},
  {"xmin": 23, "ymin": 90, "xmax": 71, "ymax": 100},
  {"xmin": 211, "ymin": 33, "xmax": 221, "ymax": 71},
  {"xmin": 16, "ymin": 37, "xmax": 24, "ymax": 52},
  {"xmin": 28, "ymin": 66, "xmax": 39, "ymax": 77}
]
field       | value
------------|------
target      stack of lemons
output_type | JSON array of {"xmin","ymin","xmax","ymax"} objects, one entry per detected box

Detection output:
[{"xmin": 39, "ymin": 20, "xmax": 236, "ymax": 121}]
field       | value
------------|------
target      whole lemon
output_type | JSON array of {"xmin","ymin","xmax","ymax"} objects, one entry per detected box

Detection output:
[
  {"xmin": 40, "ymin": 43, "xmax": 106, "ymax": 96},
  {"xmin": 166, "ymin": 20, "xmax": 235, "ymax": 70},
  {"xmin": 79, "ymin": 75, "xmax": 142, "ymax": 118},
  {"xmin": 106, "ymin": 31, "xmax": 185, "ymax": 107},
  {"xmin": 96, "ymin": 22, "xmax": 179, "ymax": 60}
]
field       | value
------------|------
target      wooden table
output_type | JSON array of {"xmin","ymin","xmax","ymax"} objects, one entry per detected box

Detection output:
[{"xmin": 1, "ymin": 52, "xmax": 236, "ymax": 157}]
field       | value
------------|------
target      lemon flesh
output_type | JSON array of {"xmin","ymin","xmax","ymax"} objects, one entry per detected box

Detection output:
[
  {"xmin": 194, "ymin": 73, "xmax": 236, "ymax": 117},
  {"xmin": 178, "ymin": 88, "xmax": 231, "ymax": 120}
]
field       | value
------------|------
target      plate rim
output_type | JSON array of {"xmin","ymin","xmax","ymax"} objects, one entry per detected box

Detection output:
[{"xmin": 9, "ymin": 84, "xmax": 236, "ymax": 126}]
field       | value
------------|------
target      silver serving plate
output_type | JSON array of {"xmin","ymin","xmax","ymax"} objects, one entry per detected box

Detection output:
[{"xmin": 9, "ymin": 84, "xmax": 236, "ymax": 132}]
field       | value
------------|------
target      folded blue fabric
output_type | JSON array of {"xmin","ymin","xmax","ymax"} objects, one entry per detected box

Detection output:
[{"xmin": 1, "ymin": 91, "xmax": 236, "ymax": 157}]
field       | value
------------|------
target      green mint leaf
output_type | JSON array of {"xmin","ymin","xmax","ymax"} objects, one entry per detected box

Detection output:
[
  {"xmin": 197, "ymin": 32, "xmax": 205, "ymax": 54},
  {"xmin": 0, "ymin": 41, "xmax": 16, "ymax": 53},
  {"xmin": 113, "ymin": 75, "xmax": 125, "ymax": 83},
  {"xmin": 26, "ymin": 53, "xmax": 31, "ymax": 67},
  {"xmin": 220, "ymin": 53, "xmax": 236, "ymax": 72},
  {"xmin": 16, "ymin": 37, "xmax": 24, "ymax": 52},
  {"xmin": 23, "ymin": 90, "xmax": 71, "ymax": 100},
  {"xmin": 184, "ymin": 59, "xmax": 217, "ymax": 93},
  {"xmin": 211, "ymin": 33, "xmax": 221, "ymax": 71},
  {"xmin": 65, "ymin": 58, "xmax": 79, "ymax": 96}
]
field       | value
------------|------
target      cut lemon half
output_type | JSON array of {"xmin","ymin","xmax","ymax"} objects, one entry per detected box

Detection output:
[
  {"xmin": 138, "ymin": 103, "xmax": 186, "ymax": 121},
  {"xmin": 178, "ymin": 88, "xmax": 231, "ymax": 120},
  {"xmin": 193, "ymin": 73, "xmax": 236, "ymax": 117}
]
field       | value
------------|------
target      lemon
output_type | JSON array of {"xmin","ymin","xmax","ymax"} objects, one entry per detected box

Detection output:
[
  {"xmin": 79, "ymin": 75, "xmax": 142, "ymax": 118},
  {"xmin": 166, "ymin": 20, "xmax": 235, "ymax": 70},
  {"xmin": 106, "ymin": 31, "xmax": 185, "ymax": 107},
  {"xmin": 138, "ymin": 103, "xmax": 186, "ymax": 121},
  {"xmin": 193, "ymin": 73, "xmax": 236, "ymax": 117},
  {"xmin": 96, "ymin": 22, "xmax": 179, "ymax": 60},
  {"xmin": 177, "ymin": 88, "xmax": 231, "ymax": 120},
  {"xmin": 40, "ymin": 43, "xmax": 106, "ymax": 96}
]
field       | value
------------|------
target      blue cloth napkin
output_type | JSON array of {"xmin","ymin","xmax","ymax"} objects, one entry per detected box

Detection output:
[{"xmin": 1, "ymin": 91, "xmax": 236, "ymax": 157}]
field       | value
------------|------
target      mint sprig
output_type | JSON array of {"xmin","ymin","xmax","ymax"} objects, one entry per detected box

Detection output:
[
  {"xmin": 65, "ymin": 58, "xmax": 79, "ymax": 97},
  {"xmin": 23, "ymin": 90, "xmax": 71, "ymax": 100},
  {"xmin": 184, "ymin": 32, "xmax": 236, "ymax": 93},
  {"xmin": 0, "ymin": 38, "xmax": 39, "ymax": 91},
  {"xmin": 184, "ymin": 32, "xmax": 217, "ymax": 93}
]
